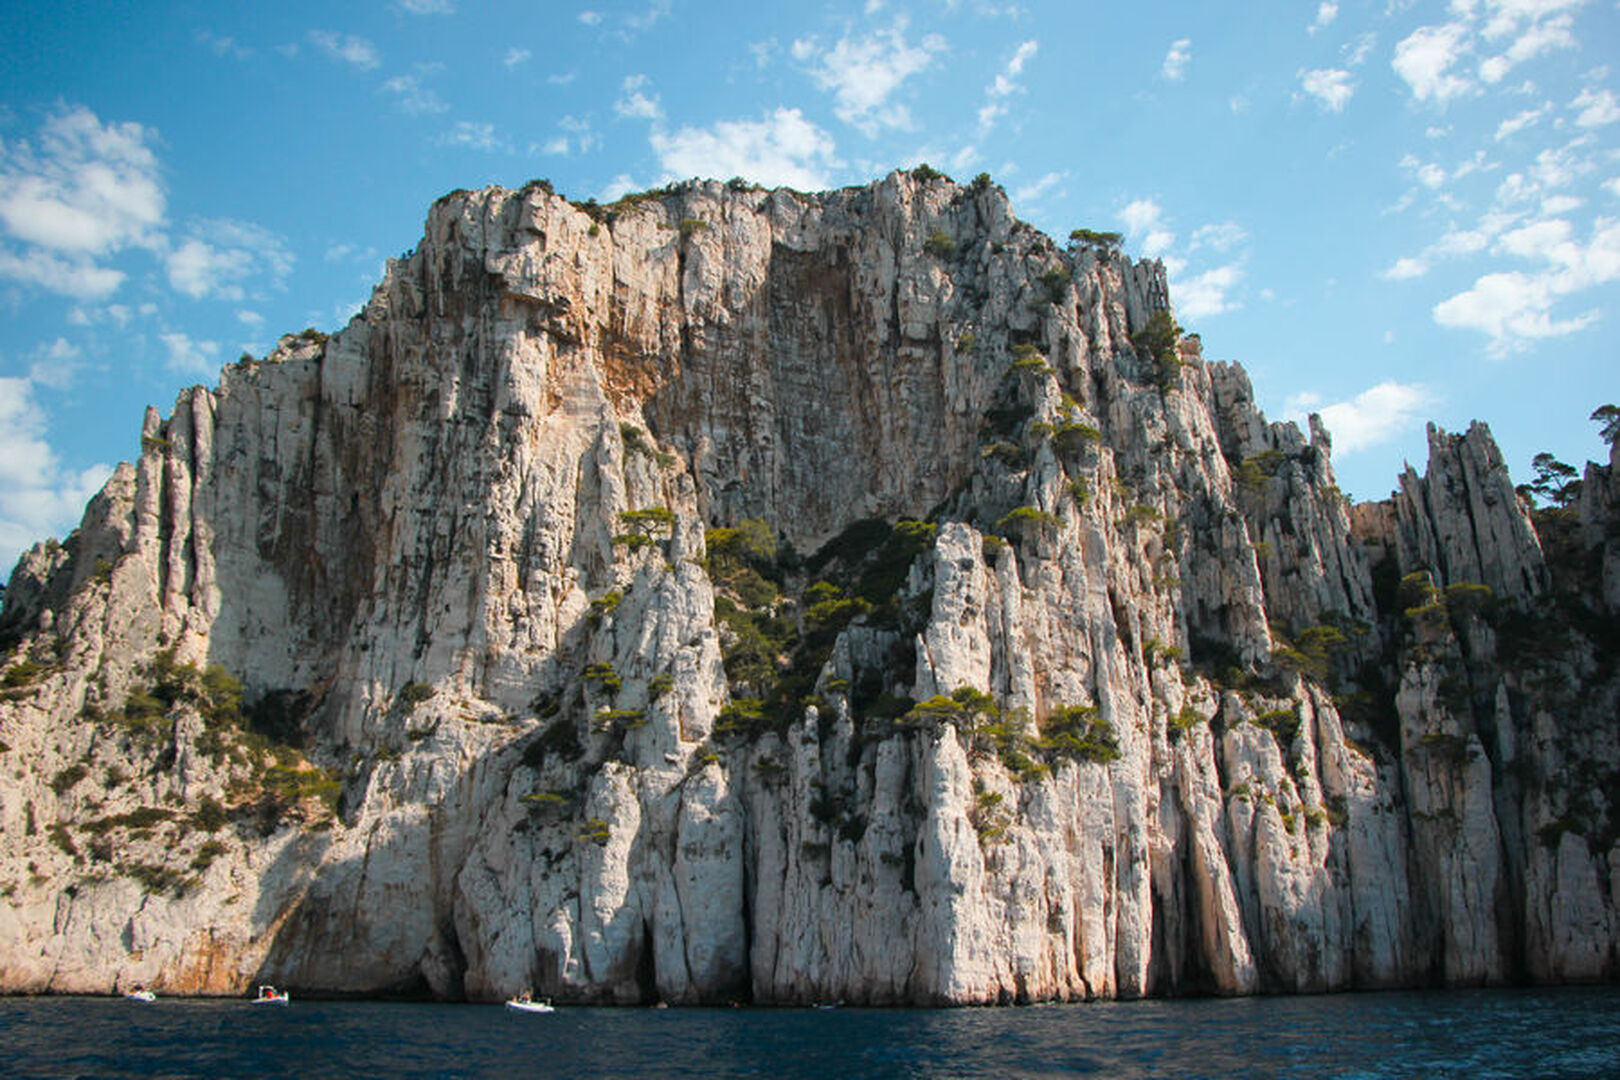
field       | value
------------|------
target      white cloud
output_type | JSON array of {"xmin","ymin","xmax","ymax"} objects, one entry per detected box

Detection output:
[
  {"xmin": 978, "ymin": 39, "xmax": 1038, "ymax": 136},
  {"xmin": 1121, "ymin": 198, "xmax": 1164, "ymax": 236},
  {"xmin": 1433, "ymin": 269, "xmax": 1593, "ymax": 347},
  {"xmin": 1300, "ymin": 68, "xmax": 1356, "ymax": 112},
  {"xmin": 1119, "ymin": 199, "xmax": 1247, "ymax": 317},
  {"xmin": 159, "ymin": 332, "xmax": 222, "ymax": 376},
  {"xmin": 308, "ymin": 30, "xmax": 380, "ymax": 70},
  {"xmin": 615, "ymin": 74, "xmax": 663, "ymax": 122},
  {"xmin": 793, "ymin": 23, "xmax": 947, "ymax": 136},
  {"xmin": 538, "ymin": 115, "xmax": 598, "ymax": 158},
  {"xmin": 1292, "ymin": 382, "xmax": 1435, "ymax": 456},
  {"xmin": 383, "ymin": 68, "xmax": 449, "ymax": 115},
  {"xmin": 504, "ymin": 48, "xmax": 531, "ymax": 68},
  {"xmin": 1003, "ymin": 39, "xmax": 1037, "ymax": 77},
  {"xmin": 442, "ymin": 121, "xmax": 513, "ymax": 154},
  {"xmin": 26, "ymin": 338, "xmax": 82, "ymax": 391},
  {"xmin": 1392, "ymin": 22, "xmax": 1473, "ymax": 104},
  {"xmin": 1573, "ymin": 87, "xmax": 1620, "ymax": 127},
  {"xmin": 1161, "ymin": 38, "xmax": 1192, "ymax": 82},
  {"xmin": 1310, "ymin": 2, "xmax": 1339, "ymax": 33},
  {"xmin": 1495, "ymin": 104, "xmax": 1548, "ymax": 139},
  {"xmin": 1394, "ymin": 3, "xmax": 1584, "ymax": 104},
  {"xmin": 578, "ymin": 10, "xmax": 602, "ymax": 25},
  {"xmin": 166, "ymin": 239, "xmax": 251, "ymax": 300},
  {"xmin": 1479, "ymin": 14, "xmax": 1576, "ymax": 83},
  {"xmin": 1174, "ymin": 264, "xmax": 1243, "ymax": 318},
  {"xmin": 1384, "ymin": 255, "xmax": 1430, "ymax": 279},
  {"xmin": 0, "ymin": 249, "xmax": 124, "ymax": 299},
  {"xmin": 1191, "ymin": 222, "xmax": 1248, "ymax": 252},
  {"xmin": 1432, "ymin": 215, "xmax": 1620, "ymax": 353},
  {"xmin": 1011, "ymin": 172, "xmax": 1061, "ymax": 204},
  {"xmin": 0, "ymin": 376, "xmax": 113, "ymax": 568},
  {"xmin": 650, "ymin": 108, "xmax": 839, "ymax": 190},
  {"xmin": 396, "ymin": 0, "xmax": 454, "ymax": 12},
  {"xmin": 0, "ymin": 105, "xmax": 165, "ymax": 263},
  {"xmin": 196, "ymin": 30, "xmax": 253, "ymax": 60},
  {"xmin": 163, "ymin": 219, "xmax": 293, "ymax": 302},
  {"xmin": 599, "ymin": 174, "xmax": 642, "ymax": 202},
  {"xmin": 1343, "ymin": 33, "xmax": 1376, "ymax": 67}
]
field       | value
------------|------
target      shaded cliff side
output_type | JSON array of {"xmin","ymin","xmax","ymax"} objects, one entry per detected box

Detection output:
[{"xmin": 0, "ymin": 170, "xmax": 1615, "ymax": 1003}]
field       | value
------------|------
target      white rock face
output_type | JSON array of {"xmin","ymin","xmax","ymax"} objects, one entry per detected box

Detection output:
[{"xmin": 0, "ymin": 171, "xmax": 1616, "ymax": 1003}]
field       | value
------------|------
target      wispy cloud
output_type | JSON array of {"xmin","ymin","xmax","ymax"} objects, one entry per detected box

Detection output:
[
  {"xmin": 1299, "ymin": 68, "xmax": 1356, "ymax": 112},
  {"xmin": 1309, "ymin": 2, "xmax": 1338, "ymax": 35},
  {"xmin": 1161, "ymin": 38, "xmax": 1191, "ymax": 82},
  {"xmin": 614, "ymin": 74, "xmax": 663, "ymax": 122},
  {"xmin": 383, "ymin": 65, "xmax": 449, "ymax": 116},
  {"xmin": 1572, "ymin": 87, "xmax": 1620, "ymax": 128},
  {"xmin": 396, "ymin": 0, "xmax": 454, "ymax": 12},
  {"xmin": 195, "ymin": 30, "xmax": 253, "ymax": 60},
  {"xmin": 1011, "ymin": 171, "xmax": 1062, "ymax": 205},
  {"xmin": 977, "ymin": 39, "xmax": 1037, "ymax": 136},
  {"xmin": 792, "ymin": 21, "xmax": 947, "ymax": 137},
  {"xmin": 503, "ymin": 48, "xmax": 531, "ymax": 68},
  {"xmin": 308, "ymin": 30, "xmax": 380, "ymax": 71},
  {"xmin": 442, "ymin": 121, "xmax": 513, "ymax": 154},
  {"xmin": 164, "ymin": 219, "xmax": 294, "ymax": 301}
]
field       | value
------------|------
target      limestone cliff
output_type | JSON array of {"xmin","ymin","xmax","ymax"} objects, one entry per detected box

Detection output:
[{"xmin": 0, "ymin": 170, "xmax": 1615, "ymax": 1003}]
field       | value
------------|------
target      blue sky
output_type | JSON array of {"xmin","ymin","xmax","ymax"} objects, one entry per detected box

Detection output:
[{"xmin": 1, "ymin": 1, "xmax": 1617, "ymax": 567}]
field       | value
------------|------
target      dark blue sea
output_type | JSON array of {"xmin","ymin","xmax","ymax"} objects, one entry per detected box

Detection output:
[{"xmin": 2, "ymin": 987, "xmax": 1617, "ymax": 1079}]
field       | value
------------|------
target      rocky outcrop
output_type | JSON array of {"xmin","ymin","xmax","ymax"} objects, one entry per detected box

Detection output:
[{"xmin": 0, "ymin": 170, "xmax": 1615, "ymax": 1003}]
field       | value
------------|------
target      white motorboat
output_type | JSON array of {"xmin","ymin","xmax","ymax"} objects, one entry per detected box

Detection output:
[
  {"xmin": 124, "ymin": 988, "xmax": 156, "ymax": 1002},
  {"xmin": 505, "ymin": 996, "xmax": 555, "ymax": 1014},
  {"xmin": 252, "ymin": 985, "xmax": 290, "ymax": 1005}
]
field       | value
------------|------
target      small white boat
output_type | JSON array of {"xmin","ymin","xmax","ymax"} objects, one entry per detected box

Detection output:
[
  {"xmin": 252, "ymin": 984, "xmax": 290, "ymax": 1005},
  {"xmin": 124, "ymin": 988, "xmax": 156, "ymax": 1002},
  {"xmin": 505, "ymin": 996, "xmax": 555, "ymax": 1014}
]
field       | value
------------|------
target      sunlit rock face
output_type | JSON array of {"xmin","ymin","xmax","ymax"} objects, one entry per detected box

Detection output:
[{"xmin": 1, "ymin": 171, "xmax": 1615, "ymax": 1003}]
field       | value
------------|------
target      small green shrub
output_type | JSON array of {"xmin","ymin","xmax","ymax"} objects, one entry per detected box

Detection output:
[
  {"xmin": 583, "ymin": 663, "xmax": 622, "ymax": 694},
  {"xmin": 49, "ymin": 764, "xmax": 88, "ymax": 795},
  {"xmin": 1038, "ymin": 266, "xmax": 1070, "ymax": 304},
  {"xmin": 47, "ymin": 823, "xmax": 78, "ymax": 858},
  {"xmin": 588, "ymin": 590, "xmax": 623, "ymax": 624},
  {"xmin": 1069, "ymin": 228, "xmax": 1123, "ymax": 250},
  {"xmin": 1039, "ymin": 705, "xmax": 1120, "ymax": 765},
  {"xmin": 924, "ymin": 229, "xmax": 957, "ymax": 258},
  {"xmin": 594, "ymin": 707, "xmax": 646, "ymax": 731},
  {"xmin": 1168, "ymin": 707, "xmax": 1203, "ymax": 743},
  {"xmin": 995, "ymin": 506, "xmax": 1061, "ymax": 535},
  {"xmin": 714, "ymin": 697, "xmax": 766, "ymax": 739},
  {"xmin": 1257, "ymin": 708, "xmax": 1300, "ymax": 744},
  {"xmin": 1010, "ymin": 343, "xmax": 1048, "ymax": 372},
  {"xmin": 399, "ymin": 682, "xmax": 434, "ymax": 706}
]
